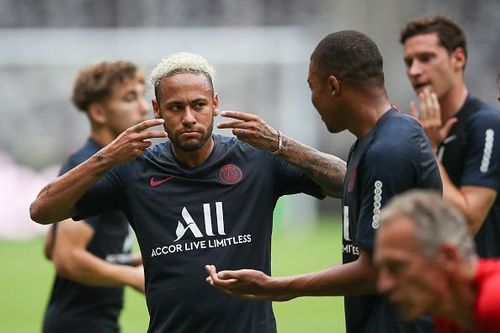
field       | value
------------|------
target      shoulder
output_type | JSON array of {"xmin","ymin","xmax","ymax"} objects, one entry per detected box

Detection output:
[
  {"xmin": 368, "ymin": 111, "xmax": 425, "ymax": 158},
  {"xmin": 476, "ymin": 260, "xmax": 500, "ymax": 321},
  {"xmin": 465, "ymin": 98, "xmax": 500, "ymax": 130},
  {"xmin": 60, "ymin": 140, "xmax": 100, "ymax": 173}
]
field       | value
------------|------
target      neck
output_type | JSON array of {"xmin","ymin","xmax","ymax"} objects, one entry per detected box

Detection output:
[
  {"xmin": 433, "ymin": 258, "xmax": 478, "ymax": 332},
  {"xmin": 173, "ymin": 136, "xmax": 215, "ymax": 168},
  {"xmin": 90, "ymin": 126, "xmax": 115, "ymax": 147},
  {"xmin": 346, "ymin": 87, "xmax": 393, "ymax": 138},
  {"xmin": 439, "ymin": 78, "xmax": 468, "ymax": 122}
]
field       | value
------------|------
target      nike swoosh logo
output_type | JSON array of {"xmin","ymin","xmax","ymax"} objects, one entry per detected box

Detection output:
[{"xmin": 150, "ymin": 176, "xmax": 174, "ymax": 187}]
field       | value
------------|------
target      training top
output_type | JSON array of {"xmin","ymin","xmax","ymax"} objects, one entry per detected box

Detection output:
[
  {"xmin": 433, "ymin": 259, "xmax": 500, "ymax": 333},
  {"xmin": 342, "ymin": 108, "xmax": 442, "ymax": 333},
  {"xmin": 73, "ymin": 134, "xmax": 324, "ymax": 333},
  {"xmin": 437, "ymin": 96, "xmax": 500, "ymax": 258},
  {"xmin": 43, "ymin": 138, "xmax": 132, "ymax": 333}
]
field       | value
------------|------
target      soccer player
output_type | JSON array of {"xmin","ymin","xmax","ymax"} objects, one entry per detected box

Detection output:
[
  {"xmin": 42, "ymin": 61, "xmax": 147, "ymax": 333},
  {"xmin": 30, "ymin": 52, "xmax": 345, "ymax": 333},
  {"xmin": 401, "ymin": 15, "xmax": 500, "ymax": 257},
  {"xmin": 205, "ymin": 31, "xmax": 441, "ymax": 333},
  {"xmin": 375, "ymin": 190, "xmax": 500, "ymax": 333}
]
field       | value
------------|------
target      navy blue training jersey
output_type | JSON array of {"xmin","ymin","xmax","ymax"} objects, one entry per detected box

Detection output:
[
  {"xmin": 342, "ymin": 109, "xmax": 442, "ymax": 333},
  {"xmin": 43, "ymin": 138, "xmax": 132, "ymax": 333},
  {"xmin": 438, "ymin": 96, "xmax": 500, "ymax": 258},
  {"xmin": 74, "ymin": 134, "xmax": 324, "ymax": 333}
]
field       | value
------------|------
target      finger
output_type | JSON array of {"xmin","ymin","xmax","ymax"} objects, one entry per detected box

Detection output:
[
  {"xmin": 132, "ymin": 119, "xmax": 165, "ymax": 133},
  {"xmin": 217, "ymin": 120, "xmax": 249, "ymax": 129},
  {"xmin": 424, "ymin": 89, "xmax": 436, "ymax": 120},
  {"xmin": 220, "ymin": 111, "xmax": 258, "ymax": 122},
  {"xmin": 419, "ymin": 92, "xmax": 428, "ymax": 120},
  {"xmin": 205, "ymin": 265, "xmax": 222, "ymax": 283},
  {"xmin": 430, "ymin": 91, "xmax": 440, "ymax": 120},
  {"xmin": 136, "ymin": 130, "xmax": 168, "ymax": 140},
  {"xmin": 409, "ymin": 100, "xmax": 418, "ymax": 119}
]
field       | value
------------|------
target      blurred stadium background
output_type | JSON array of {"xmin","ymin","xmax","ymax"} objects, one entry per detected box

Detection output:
[{"xmin": 0, "ymin": 0, "xmax": 498, "ymax": 332}]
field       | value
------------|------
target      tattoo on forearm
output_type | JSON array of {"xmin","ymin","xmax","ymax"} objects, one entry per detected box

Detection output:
[{"xmin": 94, "ymin": 154, "xmax": 108, "ymax": 177}]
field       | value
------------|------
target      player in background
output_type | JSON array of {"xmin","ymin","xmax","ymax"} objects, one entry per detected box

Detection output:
[
  {"xmin": 401, "ymin": 15, "xmax": 500, "ymax": 258},
  {"xmin": 42, "ymin": 61, "xmax": 146, "ymax": 333}
]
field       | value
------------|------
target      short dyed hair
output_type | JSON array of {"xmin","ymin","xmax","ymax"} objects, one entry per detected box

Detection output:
[
  {"xmin": 150, "ymin": 52, "xmax": 215, "ymax": 101},
  {"xmin": 380, "ymin": 190, "xmax": 476, "ymax": 262},
  {"xmin": 72, "ymin": 61, "xmax": 143, "ymax": 112},
  {"xmin": 400, "ymin": 15, "xmax": 467, "ymax": 64},
  {"xmin": 310, "ymin": 30, "xmax": 385, "ymax": 89}
]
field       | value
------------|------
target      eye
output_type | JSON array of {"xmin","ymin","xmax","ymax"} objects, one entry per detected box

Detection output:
[{"xmin": 419, "ymin": 54, "xmax": 433, "ymax": 64}]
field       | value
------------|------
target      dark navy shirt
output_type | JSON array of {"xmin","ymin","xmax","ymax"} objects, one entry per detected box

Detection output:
[
  {"xmin": 342, "ymin": 109, "xmax": 442, "ymax": 333},
  {"xmin": 437, "ymin": 96, "xmax": 500, "ymax": 258},
  {"xmin": 74, "ymin": 134, "xmax": 324, "ymax": 333},
  {"xmin": 43, "ymin": 138, "xmax": 132, "ymax": 333}
]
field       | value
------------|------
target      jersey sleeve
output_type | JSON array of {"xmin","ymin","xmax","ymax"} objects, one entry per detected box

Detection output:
[
  {"xmin": 476, "ymin": 260, "xmax": 500, "ymax": 333},
  {"xmin": 73, "ymin": 164, "xmax": 130, "ymax": 221},
  {"xmin": 355, "ymin": 143, "xmax": 419, "ymax": 251},
  {"xmin": 460, "ymin": 111, "xmax": 500, "ymax": 191},
  {"xmin": 272, "ymin": 155, "xmax": 325, "ymax": 199}
]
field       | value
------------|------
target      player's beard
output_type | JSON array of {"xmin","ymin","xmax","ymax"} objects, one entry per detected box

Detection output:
[{"xmin": 170, "ymin": 119, "xmax": 214, "ymax": 152}]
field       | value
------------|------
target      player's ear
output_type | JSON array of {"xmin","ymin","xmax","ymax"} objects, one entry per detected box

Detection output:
[
  {"xmin": 451, "ymin": 47, "xmax": 466, "ymax": 72},
  {"xmin": 212, "ymin": 94, "xmax": 219, "ymax": 116},
  {"xmin": 87, "ymin": 103, "xmax": 106, "ymax": 125},
  {"xmin": 152, "ymin": 99, "xmax": 161, "ymax": 119},
  {"xmin": 329, "ymin": 75, "xmax": 340, "ymax": 96},
  {"xmin": 437, "ymin": 245, "xmax": 460, "ymax": 273}
]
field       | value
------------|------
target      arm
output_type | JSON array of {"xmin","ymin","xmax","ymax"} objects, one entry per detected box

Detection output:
[
  {"xmin": 410, "ymin": 90, "xmax": 497, "ymax": 234},
  {"xmin": 217, "ymin": 111, "xmax": 346, "ymax": 198},
  {"xmin": 436, "ymin": 163, "xmax": 497, "ymax": 235},
  {"xmin": 30, "ymin": 119, "xmax": 167, "ymax": 225},
  {"xmin": 44, "ymin": 226, "xmax": 54, "ymax": 260},
  {"xmin": 52, "ymin": 219, "xmax": 144, "ymax": 293},
  {"xmin": 206, "ymin": 249, "xmax": 377, "ymax": 301}
]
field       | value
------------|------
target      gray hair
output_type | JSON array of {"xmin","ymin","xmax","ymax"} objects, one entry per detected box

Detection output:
[
  {"xmin": 149, "ymin": 52, "xmax": 215, "ymax": 98},
  {"xmin": 380, "ymin": 190, "xmax": 476, "ymax": 261}
]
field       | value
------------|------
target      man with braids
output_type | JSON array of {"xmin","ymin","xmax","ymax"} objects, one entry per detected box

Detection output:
[
  {"xmin": 30, "ymin": 52, "xmax": 346, "ymax": 332},
  {"xmin": 375, "ymin": 190, "xmax": 500, "ymax": 333},
  {"xmin": 42, "ymin": 61, "xmax": 147, "ymax": 333},
  {"xmin": 205, "ymin": 31, "xmax": 441, "ymax": 333},
  {"xmin": 401, "ymin": 15, "xmax": 500, "ymax": 258}
]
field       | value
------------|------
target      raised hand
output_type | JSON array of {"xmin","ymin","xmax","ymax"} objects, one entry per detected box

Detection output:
[
  {"xmin": 100, "ymin": 119, "xmax": 168, "ymax": 166},
  {"xmin": 217, "ymin": 111, "xmax": 280, "ymax": 152},
  {"xmin": 205, "ymin": 265, "xmax": 293, "ymax": 301},
  {"xmin": 410, "ymin": 88, "xmax": 457, "ymax": 151}
]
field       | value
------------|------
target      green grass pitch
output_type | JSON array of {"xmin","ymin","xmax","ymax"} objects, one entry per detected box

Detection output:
[{"xmin": 0, "ymin": 221, "xmax": 345, "ymax": 333}]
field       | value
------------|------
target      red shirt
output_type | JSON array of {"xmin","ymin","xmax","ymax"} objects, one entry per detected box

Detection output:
[{"xmin": 434, "ymin": 259, "xmax": 500, "ymax": 333}]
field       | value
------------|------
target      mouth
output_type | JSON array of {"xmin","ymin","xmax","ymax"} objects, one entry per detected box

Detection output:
[
  {"xmin": 179, "ymin": 130, "xmax": 202, "ymax": 138},
  {"xmin": 413, "ymin": 82, "xmax": 431, "ymax": 92}
]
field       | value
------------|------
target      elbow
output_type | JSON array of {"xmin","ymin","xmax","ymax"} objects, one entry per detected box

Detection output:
[
  {"xmin": 54, "ymin": 259, "xmax": 73, "ymax": 279},
  {"xmin": 29, "ymin": 201, "xmax": 50, "ymax": 225}
]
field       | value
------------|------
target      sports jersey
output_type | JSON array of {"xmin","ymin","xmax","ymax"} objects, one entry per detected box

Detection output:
[
  {"xmin": 342, "ymin": 108, "xmax": 442, "ymax": 333},
  {"xmin": 433, "ymin": 259, "xmax": 500, "ymax": 333},
  {"xmin": 437, "ymin": 96, "xmax": 500, "ymax": 258},
  {"xmin": 43, "ymin": 138, "xmax": 133, "ymax": 333},
  {"xmin": 73, "ymin": 134, "xmax": 324, "ymax": 333}
]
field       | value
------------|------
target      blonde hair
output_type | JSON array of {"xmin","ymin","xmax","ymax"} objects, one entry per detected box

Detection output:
[{"xmin": 150, "ymin": 52, "xmax": 215, "ymax": 98}]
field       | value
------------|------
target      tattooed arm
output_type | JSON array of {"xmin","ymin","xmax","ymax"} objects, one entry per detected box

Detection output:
[
  {"xmin": 30, "ymin": 119, "xmax": 167, "ymax": 225},
  {"xmin": 217, "ymin": 111, "xmax": 346, "ymax": 198}
]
